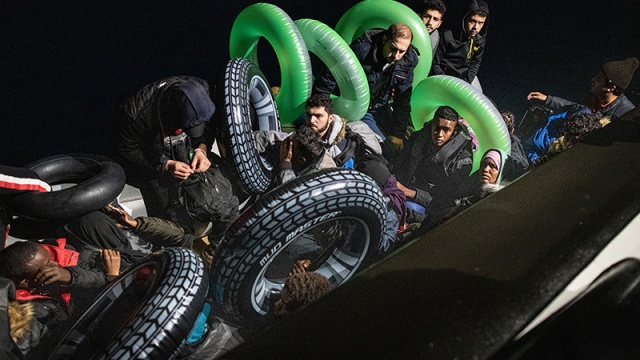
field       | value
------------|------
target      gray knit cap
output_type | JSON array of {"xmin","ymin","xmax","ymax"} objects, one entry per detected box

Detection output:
[{"xmin": 602, "ymin": 57, "xmax": 639, "ymax": 89}]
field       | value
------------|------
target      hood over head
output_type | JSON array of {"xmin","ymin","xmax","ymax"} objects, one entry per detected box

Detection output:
[
  {"xmin": 158, "ymin": 79, "xmax": 215, "ymax": 138},
  {"xmin": 462, "ymin": 0, "xmax": 489, "ymax": 39}
]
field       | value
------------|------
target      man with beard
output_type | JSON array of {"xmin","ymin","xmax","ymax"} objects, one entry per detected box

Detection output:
[
  {"xmin": 527, "ymin": 57, "xmax": 638, "ymax": 119},
  {"xmin": 313, "ymin": 23, "xmax": 418, "ymax": 153}
]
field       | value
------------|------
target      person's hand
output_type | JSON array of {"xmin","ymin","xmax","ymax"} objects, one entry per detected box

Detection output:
[
  {"xmin": 280, "ymin": 137, "xmax": 293, "ymax": 165},
  {"xmin": 166, "ymin": 160, "xmax": 194, "ymax": 180},
  {"xmin": 34, "ymin": 262, "xmax": 72, "ymax": 286},
  {"xmin": 289, "ymin": 259, "xmax": 311, "ymax": 276},
  {"xmin": 527, "ymin": 92, "xmax": 548, "ymax": 102},
  {"xmin": 388, "ymin": 136, "xmax": 404, "ymax": 151},
  {"xmin": 191, "ymin": 148, "xmax": 211, "ymax": 173},
  {"xmin": 396, "ymin": 181, "xmax": 416, "ymax": 199},
  {"xmin": 100, "ymin": 249, "xmax": 121, "ymax": 277},
  {"xmin": 106, "ymin": 204, "xmax": 138, "ymax": 229}
]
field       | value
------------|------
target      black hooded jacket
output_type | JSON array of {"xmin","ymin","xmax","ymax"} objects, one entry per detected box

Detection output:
[
  {"xmin": 393, "ymin": 123, "xmax": 474, "ymax": 213},
  {"xmin": 431, "ymin": 0, "xmax": 489, "ymax": 83},
  {"xmin": 114, "ymin": 76, "xmax": 210, "ymax": 182}
]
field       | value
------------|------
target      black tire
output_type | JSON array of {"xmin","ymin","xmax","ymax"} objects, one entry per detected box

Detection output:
[
  {"xmin": 210, "ymin": 168, "xmax": 387, "ymax": 327},
  {"xmin": 48, "ymin": 248, "xmax": 207, "ymax": 360},
  {"xmin": 6, "ymin": 154, "xmax": 125, "ymax": 220},
  {"xmin": 220, "ymin": 58, "xmax": 280, "ymax": 195}
]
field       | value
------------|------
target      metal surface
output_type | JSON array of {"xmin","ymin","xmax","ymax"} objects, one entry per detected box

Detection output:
[{"xmin": 223, "ymin": 122, "xmax": 640, "ymax": 359}]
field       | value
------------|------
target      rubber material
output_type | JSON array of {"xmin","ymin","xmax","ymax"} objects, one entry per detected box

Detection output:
[
  {"xmin": 7, "ymin": 154, "xmax": 126, "ymax": 220},
  {"xmin": 294, "ymin": 18, "xmax": 370, "ymax": 121},
  {"xmin": 335, "ymin": 0, "xmax": 431, "ymax": 87},
  {"xmin": 220, "ymin": 58, "xmax": 280, "ymax": 195},
  {"xmin": 411, "ymin": 75, "xmax": 511, "ymax": 172},
  {"xmin": 48, "ymin": 248, "xmax": 207, "ymax": 360},
  {"xmin": 229, "ymin": 3, "xmax": 312, "ymax": 124},
  {"xmin": 210, "ymin": 168, "xmax": 387, "ymax": 327}
]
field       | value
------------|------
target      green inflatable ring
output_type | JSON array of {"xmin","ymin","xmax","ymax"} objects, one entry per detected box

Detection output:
[
  {"xmin": 294, "ymin": 18, "xmax": 370, "ymax": 121},
  {"xmin": 411, "ymin": 75, "xmax": 511, "ymax": 173},
  {"xmin": 229, "ymin": 3, "xmax": 312, "ymax": 124},
  {"xmin": 335, "ymin": 0, "xmax": 431, "ymax": 88}
]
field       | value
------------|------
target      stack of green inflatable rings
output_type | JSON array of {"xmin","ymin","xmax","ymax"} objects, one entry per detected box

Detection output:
[{"xmin": 229, "ymin": 0, "xmax": 510, "ymax": 173}]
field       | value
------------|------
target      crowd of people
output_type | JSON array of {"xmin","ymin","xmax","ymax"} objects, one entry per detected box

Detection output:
[{"xmin": 1, "ymin": 0, "xmax": 639, "ymax": 358}]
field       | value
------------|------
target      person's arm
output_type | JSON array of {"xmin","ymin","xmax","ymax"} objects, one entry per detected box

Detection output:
[
  {"xmin": 429, "ymin": 31, "xmax": 448, "ymax": 76},
  {"xmin": 397, "ymin": 181, "xmax": 433, "ymax": 208},
  {"xmin": 253, "ymin": 130, "xmax": 290, "ymax": 153},
  {"xmin": 389, "ymin": 86, "xmax": 413, "ymax": 139},
  {"xmin": 545, "ymin": 95, "xmax": 578, "ymax": 110},
  {"xmin": 277, "ymin": 137, "xmax": 297, "ymax": 185},
  {"xmin": 100, "ymin": 249, "xmax": 121, "ymax": 282},
  {"xmin": 106, "ymin": 204, "xmax": 189, "ymax": 248},
  {"xmin": 133, "ymin": 216, "xmax": 190, "ymax": 248},
  {"xmin": 190, "ymin": 142, "xmax": 211, "ymax": 173}
]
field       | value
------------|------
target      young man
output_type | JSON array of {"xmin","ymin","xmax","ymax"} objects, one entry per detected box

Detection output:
[
  {"xmin": 527, "ymin": 57, "xmax": 639, "ymax": 119},
  {"xmin": 305, "ymin": 94, "xmax": 383, "ymax": 168},
  {"xmin": 418, "ymin": 0, "xmax": 446, "ymax": 53},
  {"xmin": 431, "ymin": 0, "xmax": 489, "ymax": 90},
  {"xmin": 393, "ymin": 106, "xmax": 474, "ymax": 223},
  {"xmin": 313, "ymin": 23, "xmax": 418, "ymax": 152},
  {"xmin": 115, "ymin": 77, "xmax": 215, "ymax": 227},
  {"xmin": 277, "ymin": 126, "xmax": 334, "ymax": 185}
]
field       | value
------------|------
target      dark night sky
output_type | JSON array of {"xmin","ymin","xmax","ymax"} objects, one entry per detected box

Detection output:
[{"xmin": 1, "ymin": 0, "xmax": 639, "ymax": 166}]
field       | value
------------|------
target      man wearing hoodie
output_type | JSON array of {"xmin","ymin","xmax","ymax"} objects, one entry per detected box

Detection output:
[
  {"xmin": 431, "ymin": 0, "xmax": 489, "ymax": 91},
  {"xmin": 115, "ymin": 77, "xmax": 215, "ymax": 226}
]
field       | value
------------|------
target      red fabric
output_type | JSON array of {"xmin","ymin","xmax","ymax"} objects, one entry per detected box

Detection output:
[
  {"xmin": 43, "ymin": 238, "xmax": 79, "ymax": 267},
  {"xmin": 15, "ymin": 238, "xmax": 78, "ymax": 313},
  {"xmin": 0, "ymin": 176, "xmax": 50, "ymax": 193}
]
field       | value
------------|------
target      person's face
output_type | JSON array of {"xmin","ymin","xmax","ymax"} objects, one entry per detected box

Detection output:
[
  {"xmin": 421, "ymin": 9, "xmax": 443, "ymax": 34},
  {"xmin": 21, "ymin": 246, "xmax": 52, "ymax": 290},
  {"xmin": 480, "ymin": 157, "xmax": 499, "ymax": 184},
  {"xmin": 431, "ymin": 118, "xmax": 457, "ymax": 147},
  {"xmin": 381, "ymin": 36, "xmax": 411, "ymax": 64},
  {"xmin": 590, "ymin": 71, "xmax": 612, "ymax": 97},
  {"xmin": 306, "ymin": 106, "xmax": 333, "ymax": 137},
  {"xmin": 465, "ymin": 14, "xmax": 486, "ymax": 38}
]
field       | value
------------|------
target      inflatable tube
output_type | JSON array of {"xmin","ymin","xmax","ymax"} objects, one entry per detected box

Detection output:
[
  {"xmin": 410, "ymin": 75, "xmax": 511, "ymax": 172},
  {"xmin": 49, "ymin": 248, "xmax": 207, "ymax": 359},
  {"xmin": 230, "ymin": 3, "xmax": 312, "ymax": 124},
  {"xmin": 294, "ymin": 18, "xmax": 370, "ymax": 121},
  {"xmin": 7, "ymin": 154, "xmax": 126, "ymax": 220},
  {"xmin": 335, "ymin": 0, "xmax": 431, "ymax": 87},
  {"xmin": 210, "ymin": 168, "xmax": 386, "ymax": 327},
  {"xmin": 219, "ymin": 58, "xmax": 280, "ymax": 195}
]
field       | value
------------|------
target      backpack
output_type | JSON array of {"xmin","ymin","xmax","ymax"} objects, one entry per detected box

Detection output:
[
  {"xmin": 179, "ymin": 166, "xmax": 239, "ymax": 226},
  {"xmin": 333, "ymin": 127, "xmax": 388, "ymax": 170}
]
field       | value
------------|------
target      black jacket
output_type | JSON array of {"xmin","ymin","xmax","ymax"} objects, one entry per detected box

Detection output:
[
  {"xmin": 545, "ymin": 93, "xmax": 636, "ymax": 120},
  {"xmin": 502, "ymin": 134, "xmax": 530, "ymax": 181},
  {"xmin": 393, "ymin": 124, "xmax": 475, "ymax": 213},
  {"xmin": 313, "ymin": 29, "xmax": 419, "ymax": 138},
  {"xmin": 431, "ymin": 0, "xmax": 489, "ymax": 83},
  {"xmin": 115, "ymin": 76, "xmax": 210, "ymax": 181}
]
